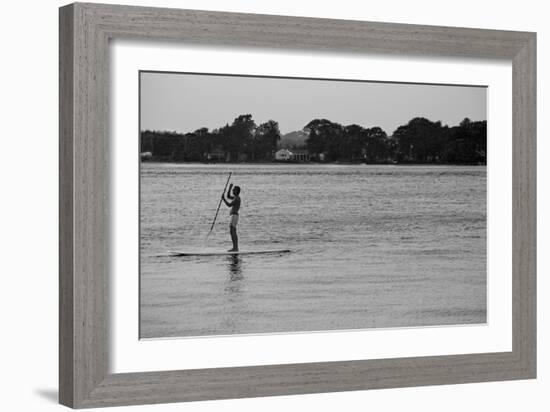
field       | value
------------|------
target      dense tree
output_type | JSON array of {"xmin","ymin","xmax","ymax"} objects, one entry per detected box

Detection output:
[
  {"xmin": 392, "ymin": 117, "xmax": 449, "ymax": 163},
  {"xmin": 254, "ymin": 120, "xmax": 281, "ymax": 159},
  {"xmin": 304, "ymin": 121, "xmax": 392, "ymax": 162},
  {"xmin": 224, "ymin": 114, "xmax": 256, "ymax": 160},
  {"xmin": 304, "ymin": 119, "xmax": 344, "ymax": 160},
  {"xmin": 342, "ymin": 124, "xmax": 364, "ymax": 160},
  {"xmin": 140, "ymin": 114, "xmax": 486, "ymax": 165},
  {"xmin": 361, "ymin": 127, "xmax": 391, "ymax": 163},
  {"xmin": 441, "ymin": 118, "xmax": 487, "ymax": 163}
]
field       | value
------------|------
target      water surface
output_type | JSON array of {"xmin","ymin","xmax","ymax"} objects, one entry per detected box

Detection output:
[{"xmin": 140, "ymin": 163, "xmax": 486, "ymax": 338}]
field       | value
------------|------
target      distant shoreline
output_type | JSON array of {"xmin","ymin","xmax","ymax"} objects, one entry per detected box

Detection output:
[{"xmin": 140, "ymin": 160, "xmax": 487, "ymax": 166}]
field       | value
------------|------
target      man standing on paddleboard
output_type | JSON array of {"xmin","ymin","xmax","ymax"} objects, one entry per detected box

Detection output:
[{"xmin": 222, "ymin": 183, "xmax": 241, "ymax": 252}]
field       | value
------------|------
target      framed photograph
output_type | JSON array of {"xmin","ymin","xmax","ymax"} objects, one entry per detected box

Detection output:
[{"xmin": 59, "ymin": 2, "xmax": 536, "ymax": 408}]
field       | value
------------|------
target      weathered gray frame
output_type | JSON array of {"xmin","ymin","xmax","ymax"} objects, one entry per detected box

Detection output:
[{"xmin": 59, "ymin": 2, "xmax": 536, "ymax": 408}]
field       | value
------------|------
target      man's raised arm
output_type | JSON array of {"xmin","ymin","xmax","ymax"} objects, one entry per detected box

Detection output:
[
  {"xmin": 221, "ymin": 192, "xmax": 233, "ymax": 207},
  {"xmin": 226, "ymin": 183, "xmax": 235, "ymax": 199}
]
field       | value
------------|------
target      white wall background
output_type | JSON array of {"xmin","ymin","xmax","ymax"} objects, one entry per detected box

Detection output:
[{"xmin": 0, "ymin": 0, "xmax": 546, "ymax": 411}]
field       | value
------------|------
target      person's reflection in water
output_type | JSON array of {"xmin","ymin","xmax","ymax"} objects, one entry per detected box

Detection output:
[
  {"xmin": 221, "ymin": 255, "xmax": 245, "ymax": 333},
  {"xmin": 225, "ymin": 255, "xmax": 244, "ymax": 293}
]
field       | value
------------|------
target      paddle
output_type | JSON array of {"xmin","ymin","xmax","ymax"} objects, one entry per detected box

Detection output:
[{"xmin": 205, "ymin": 172, "xmax": 232, "ymax": 240}]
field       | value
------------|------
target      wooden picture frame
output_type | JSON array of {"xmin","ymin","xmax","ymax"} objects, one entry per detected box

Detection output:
[{"xmin": 59, "ymin": 2, "xmax": 536, "ymax": 408}]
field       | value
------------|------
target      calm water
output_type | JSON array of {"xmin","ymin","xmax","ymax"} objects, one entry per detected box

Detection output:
[{"xmin": 140, "ymin": 163, "xmax": 486, "ymax": 339}]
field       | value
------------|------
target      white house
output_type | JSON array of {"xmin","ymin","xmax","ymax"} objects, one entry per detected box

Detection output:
[
  {"xmin": 275, "ymin": 149, "xmax": 293, "ymax": 161},
  {"xmin": 140, "ymin": 151, "xmax": 153, "ymax": 160},
  {"xmin": 290, "ymin": 149, "xmax": 310, "ymax": 162}
]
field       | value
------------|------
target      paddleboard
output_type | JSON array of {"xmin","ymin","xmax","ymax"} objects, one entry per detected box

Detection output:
[{"xmin": 169, "ymin": 249, "xmax": 291, "ymax": 257}]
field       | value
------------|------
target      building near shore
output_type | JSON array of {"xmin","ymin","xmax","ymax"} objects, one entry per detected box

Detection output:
[
  {"xmin": 275, "ymin": 148, "xmax": 310, "ymax": 162},
  {"xmin": 275, "ymin": 149, "xmax": 293, "ymax": 161},
  {"xmin": 140, "ymin": 151, "xmax": 153, "ymax": 161},
  {"xmin": 290, "ymin": 149, "xmax": 310, "ymax": 162},
  {"xmin": 205, "ymin": 148, "xmax": 228, "ymax": 162}
]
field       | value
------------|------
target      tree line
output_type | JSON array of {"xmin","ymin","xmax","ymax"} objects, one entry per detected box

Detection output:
[
  {"xmin": 141, "ymin": 114, "xmax": 280, "ymax": 162},
  {"xmin": 141, "ymin": 114, "xmax": 486, "ymax": 164}
]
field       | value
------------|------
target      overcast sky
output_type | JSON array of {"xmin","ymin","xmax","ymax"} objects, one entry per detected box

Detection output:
[{"xmin": 140, "ymin": 72, "xmax": 486, "ymax": 136}]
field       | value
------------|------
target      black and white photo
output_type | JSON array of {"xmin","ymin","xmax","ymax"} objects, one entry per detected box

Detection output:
[{"xmin": 139, "ymin": 71, "xmax": 487, "ymax": 339}]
